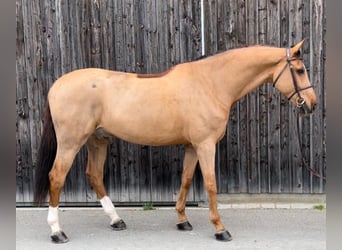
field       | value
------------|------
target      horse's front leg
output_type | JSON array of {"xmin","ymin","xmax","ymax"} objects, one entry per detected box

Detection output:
[
  {"xmin": 176, "ymin": 145, "xmax": 198, "ymax": 230},
  {"xmin": 196, "ymin": 141, "xmax": 233, "ymax": 241}
]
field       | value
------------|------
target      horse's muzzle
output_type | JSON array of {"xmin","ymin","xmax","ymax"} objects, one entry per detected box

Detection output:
[{"xmin": 298, "ymin": 101, "xmax": 316, "ymax": 115}]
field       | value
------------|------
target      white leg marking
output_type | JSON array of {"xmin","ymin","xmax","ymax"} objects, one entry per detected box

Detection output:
[
  {"xmin": 47, "ymin": 206, "xmax": 62, "ymax": 233},
  {"xmin": 100, "ymin": 196, "xmax": 120, "ymax": 224}
]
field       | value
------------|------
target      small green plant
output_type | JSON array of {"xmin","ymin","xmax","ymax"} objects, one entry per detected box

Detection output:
[
  {"xmin": 143, "ymin": 203, "xmax": 156, "ymax": 211},
  {"xmin": 313, "ymin": 204, "xmax": 325, "ymax": 211}
]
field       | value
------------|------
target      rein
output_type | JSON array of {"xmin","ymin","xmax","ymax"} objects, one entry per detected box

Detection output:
[
  {"xmin": 273, "ymin": 48, "xmax": 325, "ymax": 180},
  {"xmin": 295, "ymin": 112, "xmax": 326, "ymax": 180}
]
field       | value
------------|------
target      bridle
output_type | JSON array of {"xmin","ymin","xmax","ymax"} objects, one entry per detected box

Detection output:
[
  {"xmin": 272, "ymin": 48, "xmax": 313, "ymax": 109},
  {"xmin": 273, "ymin": 48, "xmax": 325, "ymax": 180}
]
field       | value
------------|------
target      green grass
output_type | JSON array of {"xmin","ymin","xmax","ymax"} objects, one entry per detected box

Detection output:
[
  {"xmin": 143, "ymin": 203, "xmax": 156, "ymax": 211},
  {"xmin": 313, "ymin": 204, "xmax": 325, "ymax": 211}
]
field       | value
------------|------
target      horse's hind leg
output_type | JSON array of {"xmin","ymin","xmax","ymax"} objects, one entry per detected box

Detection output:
[
  {"xmin": 176, "ymin": 145, "xmax": 198, "ymax": 231},
  {"xmin": 85, "ymin": 136, "xmax": 126, "ymax": 231},
  {"xmin": 48, "ymin": 144, "xmax": 80, "ymax": 243}
]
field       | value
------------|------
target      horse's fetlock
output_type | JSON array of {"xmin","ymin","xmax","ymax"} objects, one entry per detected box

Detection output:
[
  {"xmin": 210, "ymin": 214, "xmax": 220, "ymax": 224},
  {"xmin": 47, "ymin": 206, "xmax": 58, "ymax": 221},
  {"xmin": 175, "ymin": 203, "xmax": 185, "ymax": 214},
  {"xmin": 47, "ymin": 206, "xmax": 62, "ymax": 233},
  {"xmin": 209, "ymin": 209, "xmax": 221, "ymax": 224}
]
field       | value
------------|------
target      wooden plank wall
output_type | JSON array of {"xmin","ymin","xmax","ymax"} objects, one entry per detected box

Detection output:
[{"xmin": 16, "ymin": 0, "xmax": 326, "ymax": 205}]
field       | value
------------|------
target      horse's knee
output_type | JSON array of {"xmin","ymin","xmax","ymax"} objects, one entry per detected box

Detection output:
[
  {"xmin": 205, "ymin": 182, "xmax": 217, "ymax": 195},
  {"xmin": 181, "ymin": 176, "xmax": 193, "ymax": 189}
]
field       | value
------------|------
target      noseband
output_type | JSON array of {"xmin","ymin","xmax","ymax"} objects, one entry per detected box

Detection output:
[{"xmin": 272, "ymin": 48, "xmax": 313, "ymax": 108}]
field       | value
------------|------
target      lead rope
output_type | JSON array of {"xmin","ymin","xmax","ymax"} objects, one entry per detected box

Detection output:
[{"xmin": 296, "ymin": 111, "xmax": 326, "ymax": 180}]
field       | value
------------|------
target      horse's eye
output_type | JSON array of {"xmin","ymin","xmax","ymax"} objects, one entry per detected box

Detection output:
[{"xmin": 297, "ymin": 69, "xmax": 305, "ymax": 75}]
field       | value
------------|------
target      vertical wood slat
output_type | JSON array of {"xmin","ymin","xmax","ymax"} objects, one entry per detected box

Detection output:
[
  {"xmin": 310, "ymin": 0, "xmax": 326, "ymax": 193},
  {"xmin": 258, "ymin": 0, "xmax": 269, "ymax": 193},
  {"xmin": 236, "ymin": 0, "xmax": 248, "ymax": 193},
  {"xmin": 267, "ymin": 0, "xmax": 282, "ymax": 193},
  {"xmin": 279, "ymin": 0, "xmax": 291, "ymax": 193},
  {"xmin": 225, "ymin": 1, "xmax": 240, "ymax": 194},
  {"xmin": 16, "ymin": 0, "xmax": 29, "ymax": 203},
  {"xmin": 246, "ymin": 0, "xmax": 259, "ymax": 193},
  {"xmin": 288, "ymin": 0, "xmax": 304, "ymax": 193},
  {"xmin": 16, "ymin": 0, "xmax": 326, "ymax": 205}
]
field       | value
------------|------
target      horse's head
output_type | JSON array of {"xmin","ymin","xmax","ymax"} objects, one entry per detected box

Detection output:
[{"xmin": 272, "ymin": 40, "xmax": 317, "ymax": 114}]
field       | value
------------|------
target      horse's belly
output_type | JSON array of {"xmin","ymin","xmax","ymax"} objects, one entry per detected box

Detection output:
[
  {"xmin": 101, "ymin": 112, "xmax": 187, "ymax": 146},
  {"xmin": 105, "ymin": 125, "xmax": 187, "ymax": 146}
]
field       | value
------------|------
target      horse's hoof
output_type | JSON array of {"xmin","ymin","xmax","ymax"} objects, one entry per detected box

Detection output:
[
  {"xmin": 50, "ymin": 231, "xmax": 69, "ymax": 243},
  {"xmin": 215, "ymin": 230, "xmax": 233, "ymax": 241},
  {"xmin": 111, "ymin": 219, "xmax": 127, "ymax": 231},
  {"xmin": 176, "ymin": 221, "xmax": 193, "ymax": 231}
]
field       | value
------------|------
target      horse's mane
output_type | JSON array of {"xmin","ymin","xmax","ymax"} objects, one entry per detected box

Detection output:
[
  {"xmin": 136, "ymin": 69, "xmax": 172, "ymax": 79},
  {"xmin": 194, "ymin": 44, "xmax": 266, "ymax": 62}
]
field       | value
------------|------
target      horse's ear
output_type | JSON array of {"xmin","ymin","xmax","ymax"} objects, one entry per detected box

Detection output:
[{"xmin": 290, "ymin": 39, "xmax": 305, "ymax": 57}]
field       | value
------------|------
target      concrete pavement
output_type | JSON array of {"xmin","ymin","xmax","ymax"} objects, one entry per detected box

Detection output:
[{"xmin": 16, "ymin": 206, "xmax": 325, "ymax": 250}]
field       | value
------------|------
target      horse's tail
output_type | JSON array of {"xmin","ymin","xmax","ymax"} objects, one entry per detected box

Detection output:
[{"xmin": 33, "ymin": 100, "xmax": 57, "ymax": 206}]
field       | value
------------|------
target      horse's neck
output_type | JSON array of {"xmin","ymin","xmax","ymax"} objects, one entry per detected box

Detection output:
[{"xmin": 196, "ymin": 47, "xmax": 284, "ymax": 108}]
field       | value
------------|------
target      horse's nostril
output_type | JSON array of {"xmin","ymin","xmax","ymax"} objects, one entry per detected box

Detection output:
[{"xmin": 312, "ymin": 103, "xmax": 317, "ymax": 111}]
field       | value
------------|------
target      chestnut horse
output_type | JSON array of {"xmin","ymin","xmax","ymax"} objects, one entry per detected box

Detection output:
[{"xmin": 34, "ymin": 40, "xmax": 317, "ymax": 243}]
